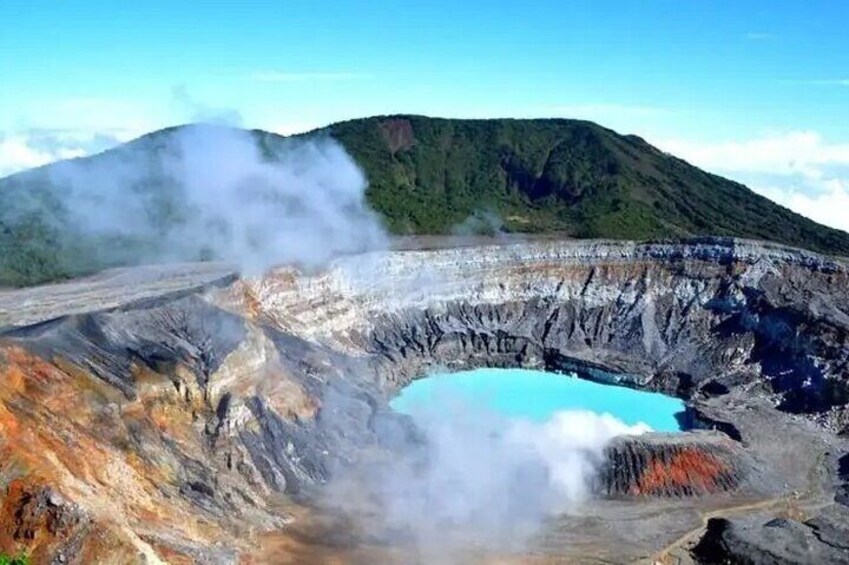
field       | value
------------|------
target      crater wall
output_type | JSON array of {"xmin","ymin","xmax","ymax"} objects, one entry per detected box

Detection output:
[
  {"xmin": 1, "ymin": 237, "xmax": 848, "ymax": 563},
  {"xmin": 227, "ymin": 238, "xmax": 849, "ymax": 420}
]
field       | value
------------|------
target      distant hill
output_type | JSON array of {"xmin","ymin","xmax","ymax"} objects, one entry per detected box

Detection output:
[
  {"xmin": 326, "ymin": 116, "xmax": 849, "ymax": 248},
  {"xmin": 1, "ymin": 115, "xmax": 848, "ymax": 287}
]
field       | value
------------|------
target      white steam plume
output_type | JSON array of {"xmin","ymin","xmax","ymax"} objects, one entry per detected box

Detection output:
[
  {"xmin": 328, "ymin": 396, "xmax": 649, "ymax": 557},
  {"xmin": 43, "ymin": 124, "xmax": 387, "ymax": 274},
  {"xmin": 450, "ymin": 209, "xmax": 506, "ymax": 237}
]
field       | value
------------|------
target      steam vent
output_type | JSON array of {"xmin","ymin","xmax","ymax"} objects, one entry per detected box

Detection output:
[{"xmin": 2, "ymin": 237, "xmax": 849, "ymax": 563}]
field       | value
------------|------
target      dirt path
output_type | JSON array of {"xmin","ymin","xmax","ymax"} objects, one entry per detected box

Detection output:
[{"xmin": 647, "ymin": 495, "xmax": 833, "ymax": 564}]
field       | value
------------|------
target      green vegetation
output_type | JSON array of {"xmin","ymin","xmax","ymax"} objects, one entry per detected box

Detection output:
[
  {"xmin": 325, "ymin": 116, "xmax": 849, "ymax": 252},
  {"xmin": 0, "ymin": 552, "xmax": 30, "ymax": 565},
  {"xmin": 2, "ymin": 115, "xmax": 849, "ymax": 287}
]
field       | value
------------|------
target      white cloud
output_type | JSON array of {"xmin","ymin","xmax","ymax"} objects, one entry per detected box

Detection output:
[
  {"xmin": 657, "ymin": 131, "xmax": 849, "ymax": 233},
  {"xmin": 0, "ymin": 89, "xmax": 249, "ymax": 177},
  {"xmin": 248, "ymin": 71, "xmax": 371, "ymax": 83},
  {"xmin": 269, "ymin": 121, "xmax": 321, "ymax": 136},
  {"xmin": 0, "ymin": 117, "xmax": 323, "ymax": 177},
  {"xmin": 0, "ymin": 93, "xmax": 171, "ymax": 177},
  {"xmin": 759, "ymin": 179, "xmax": 849, "ymax": 234},
  {"xmin": 0, "ymin": 129, "xmax": 140, "ymax": 178},
  {"xmin": 0, "ymin": 133, "xmax": 89, "ymax": 177},
  {"xmin": 659, "ymin": 131, "xmax": 849, "ymax": 176}
]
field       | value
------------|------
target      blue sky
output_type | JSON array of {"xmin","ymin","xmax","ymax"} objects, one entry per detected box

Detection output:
[{"xmin": 1, "ymin": 0, "xmax": 848, "ymax": 230}]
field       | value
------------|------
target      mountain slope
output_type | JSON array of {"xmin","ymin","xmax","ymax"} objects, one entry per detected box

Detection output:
[
  {"xmin": 326, "ymin": 116, "xmax": 849, "ymax": 249},
  {"xmin": 1, "ymin": 116, "xmax": 848, "ymax": 287}
]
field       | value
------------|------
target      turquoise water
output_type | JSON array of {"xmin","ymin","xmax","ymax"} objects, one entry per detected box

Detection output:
[{"xmin": 391, "ymin": 368, "xmax": 686, "ymax": 432}]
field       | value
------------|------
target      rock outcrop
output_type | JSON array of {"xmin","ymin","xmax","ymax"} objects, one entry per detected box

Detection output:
[
  {"xmin": 692, "ymin": 508, "xmax": 849, "ymax": 564},
  {"xmin": 598, "ymin": 432, "xmax": 745, "ymax": 497}
]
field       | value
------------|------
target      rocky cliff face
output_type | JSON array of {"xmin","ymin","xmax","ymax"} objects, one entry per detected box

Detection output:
[
  {"xmin": 0, "ymin": 237, "xmax": 848, "ymax": 563},
  {"xmin": 231, "ymin": 238, "xmax": 849, "ymax": 419}
]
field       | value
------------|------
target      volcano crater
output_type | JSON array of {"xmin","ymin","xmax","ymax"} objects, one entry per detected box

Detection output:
[{"xmin": 1, "ymin": 237, "xmax": 849, "ymax": 563}]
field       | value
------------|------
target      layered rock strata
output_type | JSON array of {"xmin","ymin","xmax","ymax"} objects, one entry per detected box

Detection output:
[{"xmin": 0, "ymin": 237, "xmax": 847, "ymax": 563}]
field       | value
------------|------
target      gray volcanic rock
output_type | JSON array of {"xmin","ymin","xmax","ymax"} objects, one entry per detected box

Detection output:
[
  {"xmin": 838, "ymin": 454, "xmax": 849, "ymax": 506},
  {"xmin": 0, "ymin": 261, "xmax": 237, "ymax": 332},
  {"xmin": 1, "ymin": 236, "xmax": 849, "ymax": 562},
  {"xmin": 692, "ymin": 507, "xmax": 849, "ymax": 564},
  {"xmin": 230, "ymin": 237, "xmax": 849, "ymax": 421}
]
